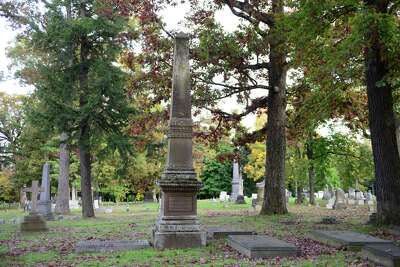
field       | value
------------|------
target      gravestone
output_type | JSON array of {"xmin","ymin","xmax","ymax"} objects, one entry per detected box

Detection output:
[
  {"xmin": 285, "ymin": 189, "xmax": 292, "ymax": 203},
  {"xmin": 317, "ymin": 191, "xmax": 324, "ymax": 199},
  {"xmin": 206, "ymin": 227, "xmax": 256, "ymax": 240},
  {"xmin": 152, "ymin": 33, "xmax": 206, "ymax": 249},
  {"xmin": 333, "ymin": 188, "xmax": 346, "ymax": 209},
  {"xmin": 69, "ymin": 186, "xmax": 79, "ymax": 209},
  {"xmin": 20, "ymin": 180, "xmax": 48, "ymax": 232},
  {"xmin": 228, "ymin": 235, "xmax": 300, "ymax": 259},
  {"xmin": 144, "ymin": 191, "xmax": 153, "ymax": 203},
  {"xmin": 231, "ymin": 160, "xmax": 240, "ymax": 202},
  {"xmin": 362, "ymin": 244, "xmax": 400, "ymax": 267},
  {"xmin": 326, "ymin": 197, "xmax": 335, "ymax": 209},
  {"xmin": 37, "ymin": 163, "xmax": 54, "ymax": 220},
  {"xmin": 219, "ymin": 191, "xmax": 228, "ymax": 202},
  {"xmin": 75, "ymin": 240, "xmax": 150, "ymax": 253},
  {"xmin": 152, "ymin": 189, "xmax": 158, "ymax": 203},
  {"xmin": 311, "ymin": 230, "xmax": 392, "ymax": 251},
  {"xmin": 322, "ymin": 188, "xmax": 331, "ymax": 200},
  {"xmin": 348, "ymin": 188, "xmax": 356, "ymax": 199},
  {"xmin": 256, "ymin": 180, "xmax": 265, "ymax": 204},
  {"xmin": 93, "ymin": 199, "xmax": 100, "ymax": 209}
]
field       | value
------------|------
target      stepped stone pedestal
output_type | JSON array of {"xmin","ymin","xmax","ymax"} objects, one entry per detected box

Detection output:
[
  {"xmin": 152, "ymin": 33, "xmax": 206, "ymax": 249},
  {"xmin": 20, "ymin": 212, "xmax": 48, "ymax": 232}
]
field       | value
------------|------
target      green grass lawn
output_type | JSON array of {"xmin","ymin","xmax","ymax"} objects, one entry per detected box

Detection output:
[{"xmin": 0, "ymin": 199, "xmax": 397, "ymax": 266}]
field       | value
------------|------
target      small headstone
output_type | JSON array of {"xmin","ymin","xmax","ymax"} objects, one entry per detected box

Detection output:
[
  {"xmin": 326, "ymin": 197, "xmax": 335, "ymax": 209},
  {"xmin": 311, "ymin": 230, "xmax": 392, "ymax": 251},
  {"xmin": 362, "ymin": 243, "xmax": 400, "ymax": 267},
  {"xmin": 0, "ymin": 219, "xmax": 5, "ymax": 224},
  {"xmin": 256, "ymin": 180, "xmax": 265, "ymax": 204},
  {"xmin": 219, "ymin": 191, "xmax": 228, "ymax": 202},
  {"xmin": 355, "ymin": 190, "xmax": 364, "ymax": 200},
  {"xmin": 348, "ymin": 188, "xmax": 356, "ymax": 199},
  {"xmin": 144, "ymin": 191, "xmax": 153, "ymax": 203},
  {"xmin": 227, "ymin": 235, "xmax": 300, "ymax": 259},
  {"xmin": 333, "ymin": 189, "xmax": 346, "ymax": 209},
  {"xmin": 75, "ymin": 240, "xmax": 150, "ymax": 253},
  {"xmin": 206, "ymin": 227, "xmax": 256, "ymax": 240},
  {"xmin": 235, "ymin": 195, "xmax": 246, "ymax": 204},
  {"xmin": 322, "ymin": 189, "xmax": 331, "ymax": 200},
  {"xmin": 317, "ymin": 191, "xmax": 324, "ymax": 199},
  {"xmin": 93, "ymin": 200, "xmax": 99, "ymax": 209}
]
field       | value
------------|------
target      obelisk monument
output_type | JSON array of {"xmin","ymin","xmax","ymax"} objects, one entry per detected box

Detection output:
[
  {"xmin": 37, "ymin": 162, "xmax": 54, "ymax": 220},
  {"xmin": 152, "ymin": 33, "xmax": 206, "ymax": 249}
]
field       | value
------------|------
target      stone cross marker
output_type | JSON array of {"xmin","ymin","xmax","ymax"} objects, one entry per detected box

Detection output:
[
  {"xmin": 23, "ymin": 180, "xmax": 44, "ymax": 213},
  {"xmin": 152, "ymin": 33, "xmax": 205, "ymax": 249}
]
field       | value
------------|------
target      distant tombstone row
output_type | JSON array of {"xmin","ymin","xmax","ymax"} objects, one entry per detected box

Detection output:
[{"xmin": 325, "ymin": 187, "xmax": 376, "ymax": 210}]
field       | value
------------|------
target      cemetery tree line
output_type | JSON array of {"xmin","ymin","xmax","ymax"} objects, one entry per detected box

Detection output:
[{"xmin": 1, "ymin": 0, "xmax": 400, "ymax": 225}]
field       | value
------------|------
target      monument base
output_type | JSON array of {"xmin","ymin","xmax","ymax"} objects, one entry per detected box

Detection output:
[
  {"xmin": 152, "ymin": 229, "xmax": 206, "ymax": 249},
  {"xmin": 37, "ymin": 200, "xmax": 54, "ymax": 220},
  {"xmin": 20, "ymin": 212, "xmax": 48, "ymax": 232}
]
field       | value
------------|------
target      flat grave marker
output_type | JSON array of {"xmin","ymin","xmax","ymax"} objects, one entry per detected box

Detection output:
[
  {"xmin": 206, "ymin": 227, "xmax": 256, "ymax": 240},
  {"xmin": 362, "ymin": 244, "xmax": 400, "ymax": 267},
  {"xmin": 227, "ymin": 235, "xmax": 300, "ymax": 259},
  {"xmin": 75, "ymin": 240, "xmax": 150, "ymax": 253},
  {"xmin": 311, "ymin": 230, "xmax": 392, "ymax": 251}
]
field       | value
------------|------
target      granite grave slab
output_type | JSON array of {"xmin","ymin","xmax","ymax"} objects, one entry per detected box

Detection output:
[
  {"xmin": 207, "ymin": 227, "xmax": 256, "ymax": 240},
  {"xmin": 227, "ymin": 235, "xmax": 300, "ymax": 259},
  {"xmin": 362, "ymin": 244, "xmax": 400, "ymax": 267},
  {"xmin": 311, "ymin": 230, "xmax": 392, "ymax": 251},
  {"xmin": 75, "ymin": 240, "xmax": 150, "ymax": 253}
]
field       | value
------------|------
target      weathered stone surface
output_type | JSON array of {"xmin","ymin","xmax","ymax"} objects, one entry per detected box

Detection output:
[
  {"xmin": 311, "ymin": 230, "xmax": 392, "ymax": 251},
  {"xmin": 333, "ymin": 189, "xmax": 346, "ymax": 210},
  {"xmin": 37, "ymin": 163, "xmax": 54, "ymax": 220},
  {"xmin": 153, "ymin": 33, "xmax": 205, "ymax": 250},
  {"xmin": 228, "ymin": 235, "xmax": 300, "ymax": 259},
  {"xmin": 362, "ymin": 244, "xmax": 400, "ymax": 267},
  {"xmin": 207, "ymin": 227, "xmax": 256, "ymax": 240},
  {"xmin": 256, "ymin": 180, "xmax": 265, "ymax": 204},
  {"xmin": 20, "ymin": 212, "xmax": 48, "ymax": 232},
  {"xmin": 75, "ymin": 240, "xmax": 150, "ymax": 253}
]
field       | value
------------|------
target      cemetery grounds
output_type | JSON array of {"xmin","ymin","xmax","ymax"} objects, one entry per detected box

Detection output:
[{"xmin": 1, "ymin": 199, "xmax": 399, "ymax": 267}]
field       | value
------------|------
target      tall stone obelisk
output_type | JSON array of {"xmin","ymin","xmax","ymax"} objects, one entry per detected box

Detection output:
[
  {"xmin": 152, "ymin": 33, "xmax": 206, "ymax": 249},
  {"xmin": 37, "ymin": 162, "xmax": 54, "ymax": 220}
]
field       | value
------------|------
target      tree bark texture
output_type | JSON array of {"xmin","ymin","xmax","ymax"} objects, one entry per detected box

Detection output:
[
  {"xmin": 295, "ymin": 186, "xmax": 304, "ymax": 204},
  {"xmin": 260, "ymin": 0, "xmax": 288, "ymax": 215},
  {"xmin": 78, "ymin": 3, "xmax": 94, "ymax": 218},
  {"xmin": 364, "ymin": 1, "xmax": 400, "ymax": 225},
  {"xmin": 306, "ymin": 142, "xmax": 316, "ymax": 205},
  {"xmin": 55, "ymin": 132, "xmax": 70, "ymax": 214}
]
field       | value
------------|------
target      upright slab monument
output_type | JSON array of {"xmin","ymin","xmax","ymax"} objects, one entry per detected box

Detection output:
[
  {"xmin": 231, "ymin": 160, "xmax": 245, "ymax": 203},
  {"xmin": 37, "ymin": 162, "xmax": 54, "ymax": 220},
  {"xmin": 152, "ymin": 33, "xmax": 206, "ymax": 249},
  {"xmin": 21, "ymin": 180, "xmax": 48, "ymax": 232}
]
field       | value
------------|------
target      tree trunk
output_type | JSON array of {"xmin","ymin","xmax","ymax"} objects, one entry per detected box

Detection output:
[
  {"xmin": 306, "ymin": 141, "xmax": 316, "ymax": 205},
  {"xmin": 55, "ymin": 132, "xmax": 70, "ymax": 214},
  {"xmin": 295, "ymin": 186, "xmax": 303, "ymax": 204},
  {"xmin": 78, "ymin": 3, "xmax": 94, "ymax": 218},
  {"xmin": 260, "ymin": 0, "xmax": 288, "ymax": 215},
  {"xmin": 364, "ymin": 1, "xmax": 400, "ymax": 225}
]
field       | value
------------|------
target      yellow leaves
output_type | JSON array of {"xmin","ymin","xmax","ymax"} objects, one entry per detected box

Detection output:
[{"xmin": 244, "ymin": 142, "xmax": 265, "ymax": 181}]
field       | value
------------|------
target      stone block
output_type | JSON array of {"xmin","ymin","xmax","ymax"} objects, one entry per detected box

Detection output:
[
  {"xmin": 311, "ymin": 230, "xmax": 392, "ymax": 251},
  {"xmin": 152, "ymin": 230, "xmax": 206, "ymax": 249},
  {"xmin": 206, "ymin": 227, "xmax": 256, "ymax": 240},
  {"xmin": 20, "ymin": 213, "xmax": 48, "ymax": 232},
  {"xmin": 227, "ymin": 235, "xmax": 300, "ymax": 259},
  {"xmin": 362, "ymin": 244, "xmax": 400, "ymax": 267},
  {"xmin": 75, "ymin": 240, "xmax": 150, "ymax": 253}
]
